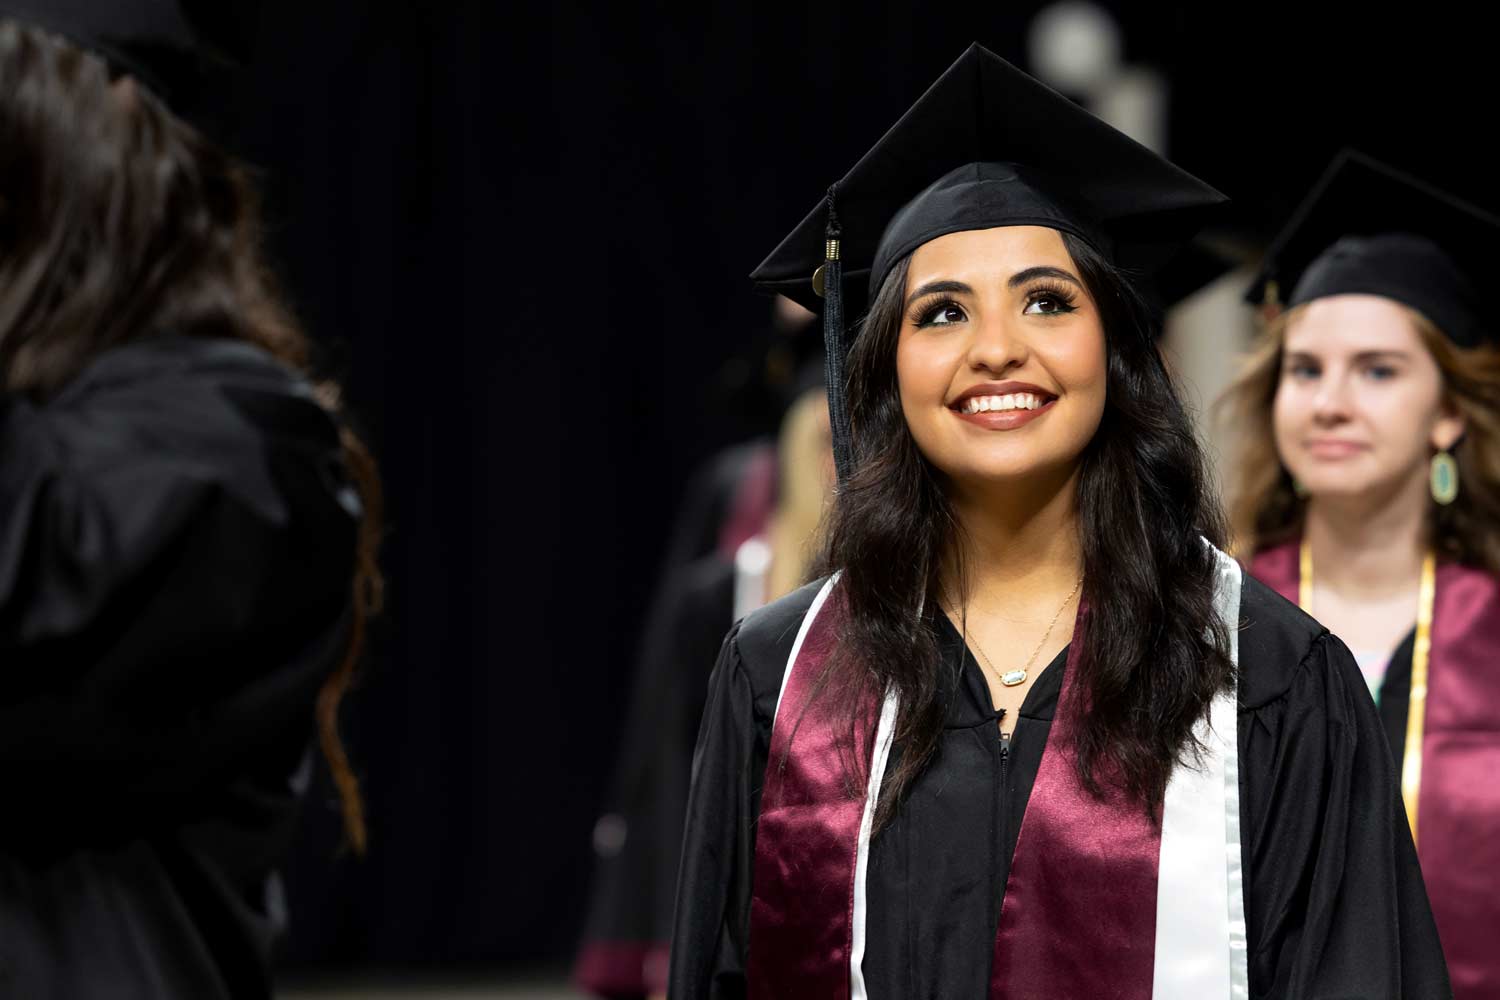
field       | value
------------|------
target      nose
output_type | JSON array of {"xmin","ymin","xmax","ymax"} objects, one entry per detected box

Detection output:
[
  {"xmin": 1310, "ymin": 370, "xmax": 1352, "ymax": 426},
  {"xmin": 964, "ymin": 308, "xmax": 1027, "ymax": 376}
]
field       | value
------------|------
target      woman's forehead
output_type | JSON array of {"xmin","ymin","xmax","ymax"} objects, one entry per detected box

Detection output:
[
  {"xmin": 906, "ymin": 226, "xmax": 1073, "ymax": 285},
  {"xmin": 1285, "ymin": 294, "xmax": 1425, "ymax": 355}
]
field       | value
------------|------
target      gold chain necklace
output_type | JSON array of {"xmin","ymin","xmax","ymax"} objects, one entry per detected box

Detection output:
[{"xmin": 949, "ymin": 575, "xmax": 1084, "ymax": 688}]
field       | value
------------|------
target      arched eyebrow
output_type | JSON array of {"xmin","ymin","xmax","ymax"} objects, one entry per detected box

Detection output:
[
  {"xmin": 904, "ymin": 266, "xmax": 1083, "ymax": 311},
  {"xmin": 1008, "ymin": 266, "xmax": 1082, "ymax": 289},
  {"xmin": 1283, "ymin": 349, "xmax": 1413, "ymax": 365},
  {"xmin": 905, "ymin": 280, "xmax": 972, "ymax": 310}
]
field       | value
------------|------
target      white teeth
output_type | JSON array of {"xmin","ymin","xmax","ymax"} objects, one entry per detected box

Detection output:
[{"xmin": 962, "ymin": 393, "xmax": 1045, "ymax": 414}]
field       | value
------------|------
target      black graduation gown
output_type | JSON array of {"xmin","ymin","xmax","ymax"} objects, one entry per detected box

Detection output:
[
  {"xmin": 0, "ymin": 336, "xmax": 359, "ymax": 999},
  {"xmin": 575, "ymin": 554, "xmax": 737, "ymax": 997},
  {"xmin": 669, "ymin": 574, "xmax": 1451, "ymax": 999},
  {"xmin": 1370, "ymin": 631, "xmax": 1419, "ymax": 773}
]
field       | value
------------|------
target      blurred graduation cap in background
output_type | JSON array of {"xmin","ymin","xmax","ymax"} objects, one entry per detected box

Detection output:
[{"xmin": 1246, "ymin": 149, "xmax": 1499, "ymax": 348}]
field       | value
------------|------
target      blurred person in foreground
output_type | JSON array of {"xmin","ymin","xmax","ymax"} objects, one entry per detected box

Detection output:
[
  {"xmin": 0, "ymin": 4, "xmax": 380, "ymax": 997},
  {"xmin": 575, "ymin": 350, "xmax": 833, "ymax": 1000},
  {"xmin": 1227, "ymin": 150, "xmax": 1500, "ymax": 998},
  {"xmin": 669, "ymin": 46, "xmax": 1448, "ymax": 999}
]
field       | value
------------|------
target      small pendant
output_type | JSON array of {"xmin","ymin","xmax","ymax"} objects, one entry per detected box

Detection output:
[{"xmin": 1001, "ymin": 669, "xmax": 1028, "ymax": 687}]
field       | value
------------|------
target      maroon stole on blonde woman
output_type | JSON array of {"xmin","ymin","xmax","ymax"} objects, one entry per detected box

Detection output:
[
  {"xmin": 748, "ymin": 582, "xmax": 1173, "ymax": 1000},
  {"xmin": 1250, "ymin": 541, "xmax": 1500, "ymax": 996}
]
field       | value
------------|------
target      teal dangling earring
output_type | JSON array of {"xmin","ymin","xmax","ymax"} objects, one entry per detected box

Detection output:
[
  {"xmin": 1430, "ymin": 450, "xmax": 1460, "ymax": 506},
  {"xmin": 1292, "ymin": 477, "xmax": 1309, "ymax": 499}
]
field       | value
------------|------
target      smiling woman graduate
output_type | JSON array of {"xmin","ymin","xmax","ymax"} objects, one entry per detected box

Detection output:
[
  {"xmin": 667, "ymin": 46, "xmax": 1450, "ymax": 1000},
  {"xmin": 1228, "ymin": 150, "xmax": 1500, "ymax": 1000}
]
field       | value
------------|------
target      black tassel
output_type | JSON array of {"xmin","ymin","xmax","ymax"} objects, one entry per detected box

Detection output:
[{"xmin": 819, "ymin": 186, "xmax": 855, "ymax": 485}]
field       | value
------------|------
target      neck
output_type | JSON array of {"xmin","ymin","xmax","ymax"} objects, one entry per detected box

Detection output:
[
  {"xmin": 945, "ymin": 465, "xmax": 1083, "ymax": 613},
  {"xmin": 1303, "ymin": 471, "xmax": 1428, "ymax": 599}
]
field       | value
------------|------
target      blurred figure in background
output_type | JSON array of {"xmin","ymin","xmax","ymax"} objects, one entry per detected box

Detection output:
[
  {"xmin": 0, "ymin": 4, "xmax": 380, "ymax": 997},
  {"xmin": 573, "ymin": 323, "xmax": 832, "ymax": 1000},
  {"xmin": 652, "ymin": 296, "xmax": 820, "ymax": 584},
  {"xmin": 1227, "ymin": 150, "xmax": 1500, "ymax": 999}
]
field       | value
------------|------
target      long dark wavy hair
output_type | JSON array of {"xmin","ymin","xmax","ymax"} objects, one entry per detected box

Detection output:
[
  {"xmin": 0, "ymin": 20, "xmax": 380, "ymax": 851},
  {"xmin": 817, "ymin": 231, "xmax": 1233, "ymax": 828}
]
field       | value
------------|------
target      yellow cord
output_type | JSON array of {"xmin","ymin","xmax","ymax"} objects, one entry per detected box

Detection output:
[
  {"xmin": 1403, "ymin": 552, "xmax": 1436, "ymax": 846},
  {"xmin": 1299, "ymin": 541, "xmax": 1434, "ymax": 846}
]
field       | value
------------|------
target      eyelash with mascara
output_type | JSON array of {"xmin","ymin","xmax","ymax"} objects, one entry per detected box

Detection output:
[
  {"xmin": 909, "ymin": 297, "xmax": 963, "ymax": 327},
  {"xmin": 1023, "ymin": 281, "xmax": 1078, "ymax": 314},
  {"xmin": 909, "ymin": 282, "xmax": 1079, "ymax": 327}
]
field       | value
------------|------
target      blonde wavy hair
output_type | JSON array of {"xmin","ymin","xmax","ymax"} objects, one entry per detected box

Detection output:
[{"xmin": 1219, "ymin": 302, "xmax": 1500, "ymax": 575}]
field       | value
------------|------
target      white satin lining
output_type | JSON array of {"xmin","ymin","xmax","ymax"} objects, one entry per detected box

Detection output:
[
  {"xmin": 773, "ymin": 575, "xmax": 839, "ymax": 721},
  {"xmin": 771, "ymin": 573, "xmax": 894, "ymax": 1000},
  {"xmin": 1221, "ymin": 552, "xmax": 1250, "ymax": 1000},
  {"xmin": 732, "ymin": 535, "xmax": 772, "ymax": 626},
  {"xmin": 1151, "ymin": 547, "xmax": 1248, "ymax": 998},
  {"xmin": 850, "ymin": 690, "xmax": 898, "ymax": 1000}
]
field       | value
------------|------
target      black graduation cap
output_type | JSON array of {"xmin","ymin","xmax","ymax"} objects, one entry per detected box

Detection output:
[
  {"xmin": 0, "ymin": 0, "xmax": 249, "ymax": 135},
  {"xmin": 751, "ymin": 43, "xmax": 1228, "ymax": 481},
  {"xmin": 1246, "ymin": 149, "xmax": 1498, "ymax": 349}
]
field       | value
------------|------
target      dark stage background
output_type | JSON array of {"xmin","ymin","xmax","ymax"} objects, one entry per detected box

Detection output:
[{"xmin": 222, "ymin": 0, "xmax": 1494, "ymax": 976}]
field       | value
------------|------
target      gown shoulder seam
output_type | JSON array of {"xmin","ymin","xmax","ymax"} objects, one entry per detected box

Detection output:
[{"xmin": 1241, "ymin": 626, "xmax": 1335, "ymax": 713}]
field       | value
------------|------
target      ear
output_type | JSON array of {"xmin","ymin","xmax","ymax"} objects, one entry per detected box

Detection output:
[{"xmin": 1431, "ymin": 396, "xmax": 1466, "ymax": 452}]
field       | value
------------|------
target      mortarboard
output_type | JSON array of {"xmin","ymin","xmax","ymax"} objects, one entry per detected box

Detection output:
[
  {"xmin": 1246, "ymin": 149, "xmax": 1498, "ymax": 349},
  {"xmin": 751, "ymin": 43, "xmax": 1227, "ymax": 482}
]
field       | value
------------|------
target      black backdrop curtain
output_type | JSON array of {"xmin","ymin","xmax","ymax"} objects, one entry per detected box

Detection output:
[{"xmin": 221, "ymin": 0, "xmax": 1493, "ymax": 972}]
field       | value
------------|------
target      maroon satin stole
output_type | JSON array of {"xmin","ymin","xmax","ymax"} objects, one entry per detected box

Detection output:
[
  {"xmin": 1250, "ymin": 542, "xmax": 1500, "ymax": 996},
  {"xmin": 747, "ymin": 585, "xmax": 1163, "ymax": 999}
]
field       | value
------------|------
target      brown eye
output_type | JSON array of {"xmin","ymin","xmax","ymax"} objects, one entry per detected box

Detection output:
[
  {"xmin": 1022, "ymin": 291, "xmax": 1077, "ymax": 316},
  {"xmin": 917, "ymin": 302, "xmax": 967, "ymax": 327}
]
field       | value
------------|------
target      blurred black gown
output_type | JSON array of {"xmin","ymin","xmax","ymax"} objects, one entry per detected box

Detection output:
[
  {"xmin": 574, "ymin": 555, "xmax": 736, "ymax": 997},
  {"xmin": 669, "ymin": 574, "xmax": 1452, "ymax": 999},
  {"xmin": 574, "ymin": 440, "xmax": 775, "ymax": 998},
  {"xmin": 0, "ymin": 336, "xmax": 358, "ymax": 999}
]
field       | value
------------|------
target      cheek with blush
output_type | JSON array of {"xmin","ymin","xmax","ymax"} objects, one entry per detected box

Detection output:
[
  {"xmin": 1270, "ymin": 381, "xmax": 1305, "ymax": 470},
  {"xmin": 895, "ymin": 329, "xmax": 965, "ymax": 447}
]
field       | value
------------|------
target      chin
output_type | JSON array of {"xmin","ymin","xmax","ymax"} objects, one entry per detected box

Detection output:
[
  {"xmin": 941, "ymin": 452, "xmax": 1081, "ymax": 489},
  {"xmin": 1299, "ymin": 471, "xmax": 1394, "ymax": 502}
]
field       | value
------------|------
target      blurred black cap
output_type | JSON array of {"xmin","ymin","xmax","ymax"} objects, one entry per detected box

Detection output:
[{"xmin": 1247, "ymin": 149, "xmax": 1499, "ymax": 348}]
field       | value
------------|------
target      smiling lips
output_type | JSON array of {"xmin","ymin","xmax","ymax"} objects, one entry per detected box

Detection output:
[
  {"xmin": 950, "ymin": 383, "xmax": 1058, "ymax": 430},
  {"xmin": 959, "ymin": 391, "xmax": 1047, "ymax": 414},
  {"xmin": 1303, "ymin": 437, "xmax": 1370, "ymax": 460}
]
